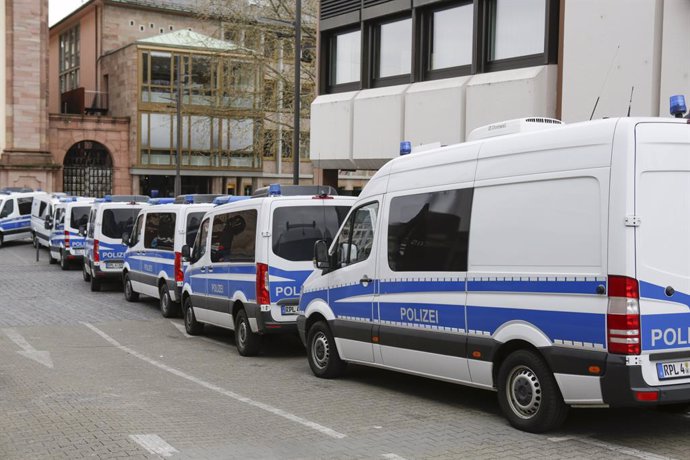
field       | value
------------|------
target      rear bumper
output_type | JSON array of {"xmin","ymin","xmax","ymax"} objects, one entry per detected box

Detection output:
[
  {"xmin": 92, "ymin": 262, "xmax": 123, "ymax": 279},
  {"xmin": 602, "ymin": 355, "xmax": 690, "ymax": 406},
  {"xmin": 245, "ymin": 303, "xmax": 298, "ymax": 335}
]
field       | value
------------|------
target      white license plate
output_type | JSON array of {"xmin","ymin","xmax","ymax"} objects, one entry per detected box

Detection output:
[
  {"xmin": 657, "ymin": 360, "xmax": 690, "ymax": 380},
  {"xmin": 106, "ymin": 262, "xmax": 123, "ymax": 269},
  {"xmin": 282, "ymin": 305, "xmax": 299, "ymax": 315},
  {"xmin": 72, "ymin": 248, "xmax": 84, "ymax": 255}
]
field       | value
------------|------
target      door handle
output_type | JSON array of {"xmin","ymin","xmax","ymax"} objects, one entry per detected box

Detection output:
[
  {"xmin": 200, "ymin": 266, "xmax": 206, "ymax": 273},
  {"xmin": 208, "ymin": 266, "xmax": 214, "ymax": 273},
  {"xmin": 360, "ymin": 275, "xmax": 372, "ymax": 286}
]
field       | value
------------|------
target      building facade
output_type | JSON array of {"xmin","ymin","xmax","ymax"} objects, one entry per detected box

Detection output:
[{"xmin": 310, "ymin": 0, "xmax": 690, "ymax": 176}]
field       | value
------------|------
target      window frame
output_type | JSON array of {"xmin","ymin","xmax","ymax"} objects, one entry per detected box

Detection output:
[
  {"xmin": 332, "ymin": 201, "xmax": 379, "ymax": 270},
  {"xmin": 324, "ymin": 26, "xmax": 363, "ymax": 94},
  {"xmin": 370, "ymin": 15, "xmax": 414, "ymax": 88}
]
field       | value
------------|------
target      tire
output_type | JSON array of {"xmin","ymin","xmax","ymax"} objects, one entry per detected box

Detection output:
[
  {"xmin": 159, "ymin": 283, "xmax": 178, "ymax": 318},
  {"xmin": 60, "ymin": 250, "xmax": 69, "ymax": 270},
  {"xmin": 306, "ymin": 320, "xmax": 346, "ymax": 378},
  {"xmin": 123, "ymin": 272, "xmax": 139, "ymax": 302},
  {"xmin": 90, "ymin": 270, "xmax": 101, "ymax": 292},
  {"xmin": 497, "ymin": 349, "xmax": 568, "ymax": 433},
  {"xmin": 234, "ymin": 309, "xmax": 261, "ymax": 357},
  {"xmin": 183, "ymin": 297, "xmax": 204, "ymax": 335},
  {"xmin": 82, "ymin": 261, "xmax": 91, "ymax": 282},
  {"xmin": 32, "ymin": 234, "xmax": 38, "ymax": 248}
]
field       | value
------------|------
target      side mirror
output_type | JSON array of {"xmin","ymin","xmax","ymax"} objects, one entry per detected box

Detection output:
[
  {"xmin": 122, "ymin": 232, "xmax": 130, "ymax": 246},
  {"xmin": 181, "ymin": 244, "xmax": 191, "ymax": 261},
  {"xmin": 314, "ymin": 240, "xmax": 330, "ymax": 269},
  {"xmin": 79, "ymin": 225, "xmax": 86, "ymax": 237},
  {"xmin": 44, "ymin": 218, "xmax": 53, "ymax": 230}
]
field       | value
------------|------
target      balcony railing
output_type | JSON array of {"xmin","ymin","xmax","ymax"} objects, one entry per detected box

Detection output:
[{"xmin": 60, "ymin": 88, "xmax": 109, "ymax": 115}]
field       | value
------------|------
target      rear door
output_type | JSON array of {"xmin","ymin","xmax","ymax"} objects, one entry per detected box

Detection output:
[{"xmin": 636, "ymin": 121, "xmax": 690, "ymax": 383}]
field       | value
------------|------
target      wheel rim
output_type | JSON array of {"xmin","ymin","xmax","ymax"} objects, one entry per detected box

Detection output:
[
  {"xmin": 125, "ymin": 278, "xmax": 132, "ymax": 297},
  {"xmin": 506, "ymin": 365, "xmax": 542, "ymax": 419},
  {"xmin": 161, "ymin": 289, "xmax": 168, "ymax": 312},
  {"xmin": 311, "ymin": 331, "xmax": 330, "ymax": 370},
  {"xmin": 185, "ymin": 306, "xmax": 193, "ymax": 326},
  {"xmin": 238, "ymin": 318, "xmax": 247, "ymax": 346}
]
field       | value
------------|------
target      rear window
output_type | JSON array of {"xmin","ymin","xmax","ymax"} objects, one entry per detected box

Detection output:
[
  {"xmin": 272, "ymin": 206, "xmax": 350, "ymax": 261},
  {"xmin": 144, "ymin": 212, "xmax": 176, "ymax": 251},
  {"xmin": 101, "ymin": 208, "xmax": 141, "ymax": 239},
  {"xmin": 70, "ymin": 206, "xmax": 90, "ymax": 230},
  {"xmin": 18, "ymin": 198, "xmax": 33, "ymax": 215},
  {"xmin": 186, "ymin": 212, "xmax": 206, "ymax": 247}
]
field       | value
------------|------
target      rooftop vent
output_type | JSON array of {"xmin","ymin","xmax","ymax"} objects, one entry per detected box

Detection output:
[{"xmin": 468, "ymin": 118, "xmax": 564, "ymax": 142}]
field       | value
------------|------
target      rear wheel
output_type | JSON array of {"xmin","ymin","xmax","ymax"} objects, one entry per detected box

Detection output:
[
  {"xmin": 234, "ymin": 309, "xmax": 261, "ymax": 356},
  {"xmin": 90, "ymin": 269, "xmax": 101, "ymax": 292},
  {"xmin": 60, "ymin": 250, "xmax": 69, "ymax": 270},
  {"xmin": 159, "ymin": 283, "xmax": 177, "ymax": 318},
  {"xmin": 123, "ymin": 272, "xmax": 139, "ymax": 302},
  {"xmin": 183, "ymin": 297, "xmax": 204, "ymax": 335},
  {"xmin": 306, "ymin": 320, "xmax": 346, "ymax": 378},
  {"xmin": 82, "ymin": 261, "xmax": 91, "ymax": 282},
  {"xmin": 497, "ymin": 349, "xmax": 568, "ymax": 433}
]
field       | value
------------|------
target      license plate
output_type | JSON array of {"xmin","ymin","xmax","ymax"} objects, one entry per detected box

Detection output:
[
  {"xmin": 657, "ymin": 360, "xmax": 690, "ymax": 380},
  {"xmin": 106, "ymin": 262, "xmax": 123, "ymax": 270},
  {"xmin": 282, "ymin": 305, "xmax": 299, "ymax": 315},
  {"xmin": 72, "ymin": 248, "xmax": 84, "ymax": 255}
]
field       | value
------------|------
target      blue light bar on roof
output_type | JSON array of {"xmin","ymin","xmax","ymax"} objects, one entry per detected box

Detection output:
[
  {"xmin": 148, "ymin": 197, "xmax": 175, "ymax": 205},
  {"xmin": 670, "ymin": 95, "xmax": 687, "ymax": 118},
  {"xmin": 268, "ymin": 184, "xmax": 281, "ymax": 196},
  {"xmin": 212, "ymin": 195, "xmax": 251, "ymax": 206}
]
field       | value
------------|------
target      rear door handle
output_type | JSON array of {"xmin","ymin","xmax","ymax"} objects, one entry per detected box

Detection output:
[
  {"xmin": 200, "ymin": 266, "xmax": 206, "ymax": 273},
  {"xmin": 360, "ymin": 275, "xmax": 372, "ymax": 286},
  {"xmin": 208, "ymin": 266, "xmax": 214, "ymax": 273}
]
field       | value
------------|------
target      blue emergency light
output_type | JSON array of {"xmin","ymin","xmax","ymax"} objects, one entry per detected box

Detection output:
[
  {"xmin": 268, "ymin": 184, "xmax": 282, "ymax": 196},
  {"xmin": 148, "ymin": 197, "xmax": 175, "ymax": 205},
  {"xmin": 104, "ymin": 195, "xmax": 112, "ymax": 202},
  {"xmin": 670, "ymin": 95, "xmax": 687, "ymax": 118},
  {"xmin": 400, "ymin": 141, "xmax": 412, "ymax": 156},
  {"xmin": 185, "ymin": 194, "xmax": 194, "ymax": 204},
  {"xmin": 212, "ymin": 195, "xmax": 250, "ymax": 206}
]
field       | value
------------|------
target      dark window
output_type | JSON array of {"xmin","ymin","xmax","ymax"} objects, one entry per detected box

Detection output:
[
  {"xmin": 272, "ymin": 206, "xmax": 350, "ymax": 261},
  {"xmin": 70, "ymin": 206, "xmax": 91, "ymax": 231},
  {"xmin": 38, "ymin": 201, "xmax": 47, "ymax": 218},
  {"xmin": 144, "ymin": 212, "xmax": 176, "ymax": 251},
  {"xmin": 101, "ymin": 208, "xmax": 141, "ymax": 239},
  {"xmin": 186, "ymin": 212, "xmax": 206, "ymax": 247},
  {"xmin": 192, "ymin": 218, "xmax": 209, "ymax": 262},
  {"xmin": 335, "ymin": 202, "xmax": 378, "ymax": 267},
  {"xmin": 0, "ymin": 199, "xmax": 14, "ymax": 218},
  {"xmin": 131, "ymin": 214, "xmax": 144, "ymax": 246},
  {"xmin": 388, "ymin": 188, "xmax": 473, "ymax": 272},
  {"xmin": 210, "ymin": 210, "xmax": 257, "ymax": 263},
  {"xmin": 55, "ymin": 207, "xmax": 65, "ymax": 225},
  {"xmin": 87, "ymin": 209, "xmax": 96, "ymax": 238},
  {"xmin": 18, "ymin": 198, "xmax": 33, "ymax": 216}
]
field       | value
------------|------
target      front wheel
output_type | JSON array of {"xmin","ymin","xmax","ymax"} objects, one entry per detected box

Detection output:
[
  {"xmin": 183, "ymin": 297, "xmax": 204, "ymax": 335},
  {"xmin": 60, "ymin": 250, "xmax": 69, "ymax": 270},
  {"xmin": 306, "ymin": 320, "xmax": 346, "ymax": 379},
  {"xmin": 497, "ymin": 349, "xmax": 568, "ymax": 433},
  {"xmin": 123, "ymin": 272, "xmax": 139, "ymax": 302},
  {"xmin": 159, "ymin": 284, "xmax": 178, "ymax": 318},
  {"xmin": 82, "ymin": 261, "xmax": 91, "ymax": 282},
  {"xmin": 234, "ymin": 309, "xmax": 261, "ymax": 356}
]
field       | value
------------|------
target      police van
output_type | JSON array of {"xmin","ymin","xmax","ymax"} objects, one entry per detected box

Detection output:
[
  {"xmin": 297, "ymin": 115, "xmax": 690, "ymax": 432},
  {"xmin": 47, "ymin": 197, "xmax": 94, "ymax": 269},
  {"xmin": 180, "ymin": 186, "xmax": 355, "ymax": 356},
  {"xmin": 31, "ymin": 192, "xmax": 67, "ymax": 248},
  {"xmin": 122, "ymin": 195, "xmax": 217, "ymax": 317},
  {"xmin": 0, "ymin": 191, "xmax": 46, "ymax": 247},
  {"xmin": 82, "ymin": 195, "xmax": 148, "ymax": 291}
]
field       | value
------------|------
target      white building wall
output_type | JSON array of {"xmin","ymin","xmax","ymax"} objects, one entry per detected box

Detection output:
[{"xmin": 0, "ymin": 0, "xmax": 6, "ymax": 154}]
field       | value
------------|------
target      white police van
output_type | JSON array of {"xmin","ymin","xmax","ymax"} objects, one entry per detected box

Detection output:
[
  {"xmin": 181, "ymin": 186, "xmax": 355, "ymax": 356},
  {"xmin": 82, "ymin": 195, "xmax": 148, "ymax": 291},
  {"xmin": 0, "ymin": 191, "xmax": 46, "ymax": 247},
  {"xmin": 31, "ymin": 192, "xmax": 67, "ymax": 248},
  {"xmin": 48, "ymin": 197, "xmax": 94, "ymax": 269},
  {"xmin": 122, "ymin": 195, "xmax": 218, "ymax": 317},
  {"xmin": 298, "ymin": 114, "xmax": 690, "ymax": 432}
]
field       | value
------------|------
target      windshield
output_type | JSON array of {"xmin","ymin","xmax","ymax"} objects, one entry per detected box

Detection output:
[
  {"xmin": 186, "ymin": 212, "xmax": 206, "ymax": 247},
  {"xmin": 101, "ymin": 208, "xmax": 141, "ymax": 239},
  {"xmin": 272, "ymin": 205, "xmax": 350, "ymax": 261},
  {"xmin": 70, "ymin": 206, "xmax": 91, "ymax": 231}
]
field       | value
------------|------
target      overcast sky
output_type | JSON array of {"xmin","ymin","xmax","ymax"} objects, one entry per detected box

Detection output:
[{"xmin": 49, "ymin": 0, "xmax": 88, "ymax": 26}]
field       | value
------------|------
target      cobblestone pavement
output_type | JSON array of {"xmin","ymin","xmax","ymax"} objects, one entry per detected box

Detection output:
[{"xmin": 1, "ymin": 241, "xmax": 690, "ymax": 459}]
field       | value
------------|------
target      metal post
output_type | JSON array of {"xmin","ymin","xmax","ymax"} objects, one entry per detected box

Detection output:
[
  {"xmin": 175, "ymin": 55, "xmax": 183, "ymax": 197},
  {"xmin": 292, "ymin": 0, "xmax": 301, "ymax": 185}
]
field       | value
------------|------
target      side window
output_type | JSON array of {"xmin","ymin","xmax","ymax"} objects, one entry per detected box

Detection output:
[
  {"xmin": 192, "ymin": 218, "xmax": 210, "ymax": 262},
  {"xmin": 336, "ymin": 202, "xmax": 378, "ymax": 267},
  {"xmin": 38, "ymin": 201, "xmax": 47, "ymax": 218},
  {"xmin": 18, "ymin": 198, "xmax": 33, "ymax": 216},
  {"xmin": 185, "ymin": 212, "xmax": 206, "ymax": 247},
  {"xmin": 87, "ymin": 209, "xmax": 96, "ymax": 238},
  {"xmin": 210, "ymin": 210, "xmax": 257, "ymax": 263},
  {"xmin": 55, "ymin": 208, "xmax": 65, "ymax": 225},
  {"xmin": 144, "ymin": 212, "xmax": 175, "ymax": 251},
  {"xmin": 1, "ymin": 199, "xmax": 15, "ymax": 218},
  {"xmin": 388, "ymin": 188, "xmax": 473, "ymax": 272},
  {"xmin": 130, "ymin": 214, "xmax": 144, "ymax": 246}
]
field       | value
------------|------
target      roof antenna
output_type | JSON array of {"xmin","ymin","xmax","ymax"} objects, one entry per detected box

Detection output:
[
  {"xmin": 590, "ymin": 44, "xmax": 620, "ymax": 120},
  {"xmin": 627, "ymin": 86, "xmax": 634, "ymax": 117}
]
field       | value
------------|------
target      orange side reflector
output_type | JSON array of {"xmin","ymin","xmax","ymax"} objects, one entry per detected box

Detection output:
[
  {"xmin": 588, "ymin": 366, "xmax": 601, "ymax": 375},
  {"xmin": 471, "ymin": 351, "xmax": 481, "ymax": 359},
  {"xmin": 372, "ymin": 336, "xmax": 379, "ymax": 343}
]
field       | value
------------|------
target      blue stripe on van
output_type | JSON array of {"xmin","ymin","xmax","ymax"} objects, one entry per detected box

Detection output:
[
  {"xmin": 640, "ymin": 281, "xmax": 690, "ymax": 310},
  {"xmin": 467, "ymin": 278, "xmax": 603, "ymax": 295},
  {"xmin": 269, "ymin": 267, "xmax": 313, "ymax": 304},
  {"xmin": 379, "ymin": 302, "xmax": 466, "ymax": 330},
  {"xmin": 0, "ymin": 216, "xmax": 30, "ymax": 231}
]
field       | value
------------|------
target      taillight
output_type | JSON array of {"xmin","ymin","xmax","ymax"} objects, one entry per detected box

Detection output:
[
  {"xmin": 175, "ymin": 252, "xmax": 184, "ymax": 283},
  {"xmin": 94, "ymin": 240, "xmax": 100, "ymax": 263},
  {"xmin": 607, "ymin": 275, "xmax": 640, "ymax": 355},
  {"xmin": 64, "ymin": 230, "xmax": 70, "ymax": 249},
  {"xmin": 256, "ymin": 263, "xmax": 270, "ymax": 305}
]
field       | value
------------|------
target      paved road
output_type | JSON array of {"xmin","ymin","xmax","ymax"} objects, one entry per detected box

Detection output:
[{"xmin": 1, "ymin": 241, "xmax": 689, "ymax": 459}]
